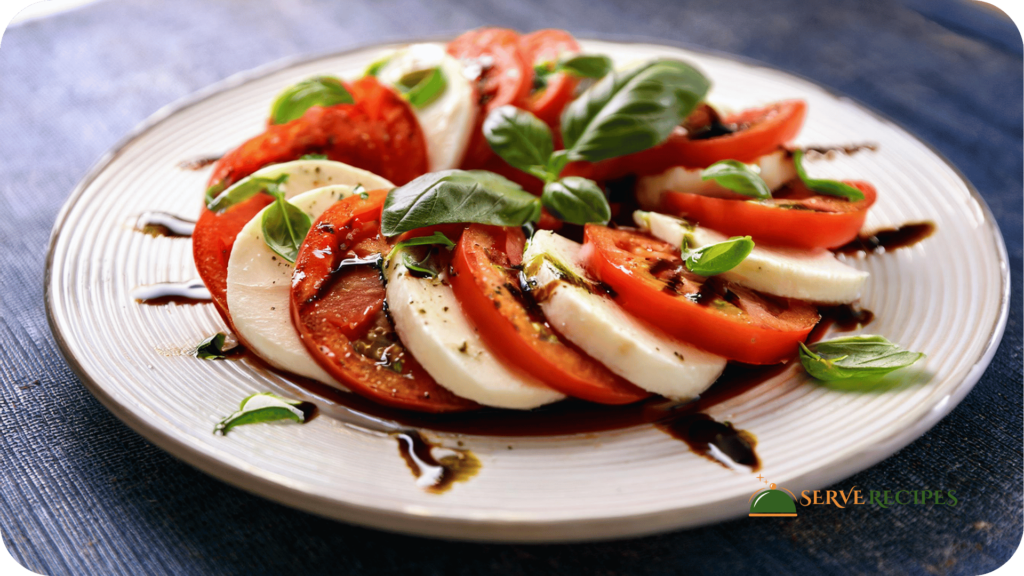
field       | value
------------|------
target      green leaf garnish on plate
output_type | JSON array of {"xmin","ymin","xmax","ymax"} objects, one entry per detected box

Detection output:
[
  {"xmin": 799, "ymin": 335, "xmax": 925, "ymax": 381},
  {"xmin": 215, "ymin": 393, "xmax": 312, "ymax": 435}
]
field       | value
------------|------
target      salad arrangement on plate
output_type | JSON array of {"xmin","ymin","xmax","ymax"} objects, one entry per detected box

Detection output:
[{"xmin": 182, "ymin": 28, "xmax": 926, "ymax": 430}]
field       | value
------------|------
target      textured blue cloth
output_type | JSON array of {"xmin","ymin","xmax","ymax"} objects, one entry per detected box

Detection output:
[{"xmin": 1, "ymin": 0, "xmax": 1021, "ymax": 574}]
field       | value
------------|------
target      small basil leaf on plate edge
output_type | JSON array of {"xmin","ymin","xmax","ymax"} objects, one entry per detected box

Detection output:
[{"xmin": 798, "ymin": 335, "xmax": 925, "ymax": 381}]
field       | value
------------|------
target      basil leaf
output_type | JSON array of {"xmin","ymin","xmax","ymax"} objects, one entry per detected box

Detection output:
[
  {"xmin": 792, "ymin": 149, "xmax": 865, "ymax": 201},
  {"xmin": 385, "ymin": 231, "xmax": 455, "ymax": 262},
  {"xmin": 207, "ymin": 174, "xmax": 289, "ymax": 212},
  {"xmin": 215, "ymin": 392, "xmax": 308, "ymax": 435},
  {"xmin": 684, "ymin": 236, "xmax": 754, "ymax": 276},
  {"xmin": 204, "ymin": 181, "xmax": 226, "ymax": 207},
  {"xmin": 269, "ymin": 76, "xmax": 354, "ymax": 125},
  {"xmin": 483, "ymin": 106, "xmax": 554, "ymax": 178},
  {"xmin": 381, "ymin": 170, "xmax": 541, "ymax": 236},
  {"xmin": 558, "ymin": 54, "xmax": 612, "ymax": 78},
  {"xmin": 194, "ymin": 333, "xmax": 239, "ymax": 360},
  {"xmin": 299, "ymin": 153, "xmax": 327, "ymax": 160},
  {"xmin": 364, "ymin": 54, "xmax": 392, "ymax": 77},
  {"xmin": 561, "ymin": 58, "xmax": 709, "ymax": 162},
  {"xmin": 541, "ymin": 177, "xmax": 611, "ymax": 225},
  {"xmin": 701, "ymin": 160, "xmax": 772, "ymax": 199},
  {"xmin": 547, "ymin": 149, "xmax": 570, "ymax": 177},
  {"xmin": 261, "ymin": 193, "xmax": 311, "ymax": 263},
  {"xmin": 402, "ymin": 249, "xmax": 441, "ymax": 279},
  {"xmin": 396, "ymin": 67, "xmax": 447, "ymax": 109},
  {"xmin": 799, "ymin": 335, "xmax": 925, "ymax": 381}
]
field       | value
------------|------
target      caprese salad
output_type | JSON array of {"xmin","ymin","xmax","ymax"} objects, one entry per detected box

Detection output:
[{"xmin": 192, "ymin": 28, "xmax": 926, "ymax": 422}]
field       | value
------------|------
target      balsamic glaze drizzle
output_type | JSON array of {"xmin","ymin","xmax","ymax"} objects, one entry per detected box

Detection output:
[{"xmin": 132, "ymin": 280, "xmax": 211, "ymax": 305}]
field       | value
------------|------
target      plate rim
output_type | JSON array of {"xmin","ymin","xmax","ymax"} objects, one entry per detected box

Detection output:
[{"xmin": 44, "ymin": 36, "xmax": 1012, "ymax": 543}]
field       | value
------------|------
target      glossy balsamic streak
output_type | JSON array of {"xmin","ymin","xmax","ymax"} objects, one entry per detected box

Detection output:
[
  {"xmin": 394, "ymin": 429, "xmax": 481, "ymax": 493},
  {"xmin": 809, "ymin": 304, "xmax": 875, "ymax": 343},
  {"xmin": 132, "ymin": 280, "xmax": 212, "ymax": 305},
  {"xmin": 135, "ymin": 211, "xmax": 196, "ymax": 238},
  {"xmin": 800, "ymin": 142, "xmax": 879, "ymax": 158},
  {"xmin": 656, "ymin": 413, "xmax": 760, "ymax": 471},
  {"xmin": 832, "ymin": 222, "xmax": 935, "ymax": 255}
]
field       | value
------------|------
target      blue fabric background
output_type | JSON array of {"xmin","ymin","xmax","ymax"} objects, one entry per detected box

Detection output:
[{"xmin": 1, "ymin": 0, "xmax": 1020, "ymax": 574}]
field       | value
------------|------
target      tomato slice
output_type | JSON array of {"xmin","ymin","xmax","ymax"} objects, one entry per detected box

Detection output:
[
  {"xmin": 290, "ymin": 190, "xmax": 477, "ymax": 413},
  {"xmin": 519, "ymin": 29, "xmax": 580, "ymax": 127},
  {"xmin": 447, "ymin": 28, "xmax": 532, "ymax": 168},
  {"xmin": 583, "ymin": 225, "xmax": 819, "ymax": 364},
  {"xmin": 663, "ymin": 180, "xmax": 877, "ymax": 250},
  {"xmin": 192, "ymin": 195, "xmax": 275, "ymax": 323},
  {"xmin": 562, "ymin": 100, "xmax": 807, "ymax": 181},
  {"xmin": 449, "ymin": 224, "xmax": 648, "ymax": 404},
  {"xmin": 195, "ymin": 76, "xmax": 427, "ymax": 323},
  {"xmin": 208, "ymin": 76, "xmax": 427, "ymax": 189}
]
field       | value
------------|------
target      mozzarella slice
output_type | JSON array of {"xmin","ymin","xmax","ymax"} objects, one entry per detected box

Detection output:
[
  {"xmin": 385, "ymin": 249, "xmax": 564, "ymax": 409},
  {"xmin": 636, "ymin": 149, "xmax": 796, "ymax": 209},
  {"xmin": 229, "ymin": 159, "xmax": 394, "ymax": 196},
  {"xmin": 225, "ymin": 160, "xmax": 393, "ymax": 386},
  {"xmin": 227, "ymin": 185, "xmax": 358, "ymax": 386},
  {"xmin": 374, "ymin": 44, "xmax": 477, "ymax": 171},
  {"xmin": 636, "ymin": 211, "xmax": 868, "ymax": 304},
  {"xmin": 522, "ymin": 231, "xmax": 726, "ymax": 401}
]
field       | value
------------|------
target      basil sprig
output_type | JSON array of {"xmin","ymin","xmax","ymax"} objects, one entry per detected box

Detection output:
[
  {"xmin": 541, "ymin": 177, "xmax": 611, "ymax": 225},
  {"xmin": 561, "ymin": 58, "xmax": 709, "ymax": 162},
  {"xmin": 364, "ymin": 54, "xmax": 392, "ymax": 77},
  {"xmin": 534, "ymin": 54, "xmax": 613, "ymax": 89},
  {"xmin": 381, "ymin": 170, "xmax": 542, "ymax": 236},
  {"xmin": 206, "ymin": 174, "xmax": 289, "ymax": 212},
  {"xmin": 385, "ymin": 231, "xmax": 455, "ymax": 262},
  {"xmin": 194, "ymin": 333, "xmax": 239, "ymax": 360},
  {"xmin": 558, "ymin": 54, "xmax": 613, "ymax": 79},
  {"xmin": 701, "ymin": 160, "xmax": 772, "ymax": 199},
  {"xmin": 395, "ymin": 67, "xmax": 447, "ymax": 109},
  {"xmin": 269, "ymin": 76, "xmax": 354, "ymax": 125},
  {"xmin": 683, "ymin": 236, "xmax": 754, "ymax": 276},
  {"xmin": 482, "ymin": 106, "xmax": 554, "ymax": 178},
  {"xmin": 482, "ymin": 105, "xmax": 610, "ymax": 225},
  {"xmin": 261, "ymin": 190, "xmax": 311, "ymax": 263},
  {"xmin": 799, "ymin": 335, "xmax": 925, "ymax": 381},
  {"xmin": 215, "ymin": 393, "xmax": 309, "ymax": 435},
  {"xmin": 792, "ymin": 149, "xmax": 865, "ymax": 201}
]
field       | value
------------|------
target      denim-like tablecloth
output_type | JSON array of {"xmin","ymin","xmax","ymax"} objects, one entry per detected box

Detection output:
[{"xmin": 1, "ymin": 0, "xmax": 1021, "ymax": 574}]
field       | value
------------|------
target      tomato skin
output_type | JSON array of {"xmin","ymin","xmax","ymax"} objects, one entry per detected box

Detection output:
[
  {"xmin": 290, "ymin": 190, "xmax": 477, "ymax": 413},
  {"xmin": 519, "ymin": 29, "xmax": 581, "ymax": 127},
  {"xmin": 208, "ymin": 76, "xmax": 427, "ymax": 190},
  {"xmin": 562, "ymin": 100, "xmax": 807, "ymax": 181},
  {"xmin": 450, "ymin": 224, "xmax": 649, "ymax": 404},
  {"xmin": 447, "ymin": 28, "xmax": 532, "ymax": 168},
  {"xmin": 583, "ymin": 225, "xmax": 819, "ymax": 364},
  {"xmin": 662, "ymin": 180, "xmax": 877, "ymax": 250},
  {"xmin": 194, "ymin": 76, "xmax": 427, "ymax": 324},
  {"xmin": 192, "ymin": 195, "xmax": 275, "ymax": 324}
]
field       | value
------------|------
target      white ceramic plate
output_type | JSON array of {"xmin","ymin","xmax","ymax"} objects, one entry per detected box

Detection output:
[{"xmin": 46, "ymin": 40, "xmax": 1009, "ymax": 542}]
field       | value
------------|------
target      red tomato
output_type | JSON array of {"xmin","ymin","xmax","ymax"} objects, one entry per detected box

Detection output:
[
  {"xmin": 290, "ymin": 190, "xmax": 477, "ymax": 413},
  {"xmin": 662, "ymin": 180, "xmax": 878, "ymax": 250},
  {"xmin": 583, "ymin": 225, "xmax": 819, "ymax": 364},
  {"xmin": 192, "ymin": 195, "xmax": 274, "ymax": 324},
  {"xmin": 447, "ymin": 28, "xmax": 532, "ymax": 168},
  {"xmin": 449, "ymin": 224, "xmax": 649, "ymax": 404},
  {"xmin": 562, "ymin": 100, "xmax": 807, "ymax": 181},
  {"xmin": 519, "ymin": 29, "xmax": 580, "ymax": 127},
  {"xmin": 208, "ymin": 76, "xmax": 428, "ymax": 189},
  {"xmin": 195, "ymin": 77, "xmax": 427, "ymax": 323}
]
